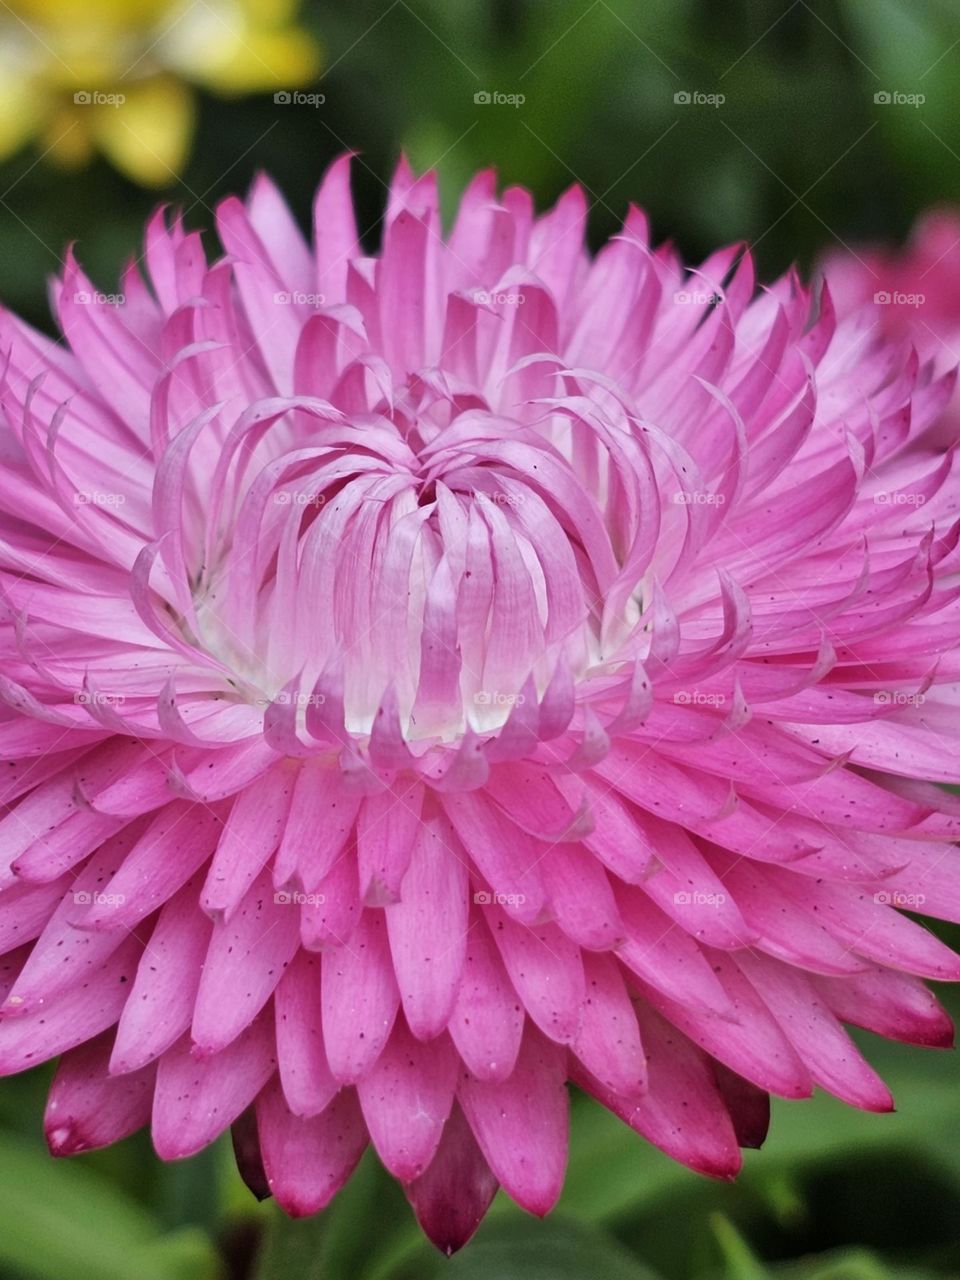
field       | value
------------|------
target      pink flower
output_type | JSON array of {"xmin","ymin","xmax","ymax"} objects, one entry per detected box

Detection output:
[
  {"xmin": 821, "ymin": 208, "xmax": 960, "ymax": 447},
  {"xmin": 1, "ymin": 156, "xmax": 960, "ymax": 1253}
]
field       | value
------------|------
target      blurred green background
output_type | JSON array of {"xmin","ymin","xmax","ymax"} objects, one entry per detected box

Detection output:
[
  {"xmin": 6, "ymin": 0, "xmax": 960, "ymax": 327},
  {"xmin": 2, "ymin": 1, "xmax": 960, "ymax": 1278}
]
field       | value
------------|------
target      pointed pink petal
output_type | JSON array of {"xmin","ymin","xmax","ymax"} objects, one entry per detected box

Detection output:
[
  {"xmin": 459, "ymin": 1027, "xmax": 568, "ymax": 1216},
  {"xmin": 573, "ymin": 952, "xmax": 646, "ymax": 1096},
  {"xmin": 111, "ymin": 878, "xmax": 210, "ymax": 1073},
  {"xmin": 152, "ymin": 1013, "xmax": 276, "ymax": 1158},
  {"xmin": 257, "ymin": 1079, "xmax": 367, "ymax": 1216},
  {"xmin": 192, "ymin": 868, "xmax": 300, "ymax": 1054},
  {"xmin": 405, "ymin": 1102, "xmax": 499, "ymax": 1255},
  {"xmin": 487, "ymin": 906, "xmax": 585, "ymax": 1045},
  {"xmin": 46, "ymin": 1033, "xmax": 154, "ymax": 1155},
  {"xmin": 275, "ymin": 950, "xmax": 339, "ymax": 1117},
  {"xmin": 448, "ymin": 909, "xmax": 524, "ymax": 1082},
  {"xmin": 357, "ymin": 1018, "xmax": 458, "ymax": 1180},
  {"xmin": 385, "ymin": 810, "xmax": 468, "ymax": 1040},
  {"xmin": 322, "ymin": 909, "xmax": 399, "ymax": 1083}
]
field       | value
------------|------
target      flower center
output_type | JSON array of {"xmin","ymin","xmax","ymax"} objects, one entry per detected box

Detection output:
[{"xmin": 175, "ymin": 381, "xmax": 646, "ymax": 752}]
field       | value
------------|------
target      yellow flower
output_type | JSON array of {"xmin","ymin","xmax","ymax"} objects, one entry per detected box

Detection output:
[{"xmin": 0, "ymin": 0, "xmax": 321, "ymax": 185}]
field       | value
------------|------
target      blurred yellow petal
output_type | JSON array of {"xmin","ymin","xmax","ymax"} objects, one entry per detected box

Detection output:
[
  {"xmin": 48, "ymin": 56, "xmax": 142, "ymax": 91},
  {"xmin": 237, "ymin": 0, "xmax": 301, "ymax": 27},
  {"xmin": 0, "ymin": 0, "xmax": 320, "ymax": 185},
  {"xmin": 6, "ymin": 0, "xmax": 171, "ymax": 31},
  {"xmin": 89, "ymin": 75, "xmax": 194, "ymax": 186},
  {"xmin": 4, "ymin": 14, "xmax": 151, "ymax": 88},
  {"xmin": 192, "ymin": 28, "xmax": 320, "ymax": 93},
  {"xmin": 0, "ymin": 77, "xmax": 47, "ymax": 161},
  {"xmin": 159, "ymin": 4, "xmax": 320, "ymax": 93},
  {"xmin": 42, "ymin": 104, "xmax": 95, "ymax": 168}
]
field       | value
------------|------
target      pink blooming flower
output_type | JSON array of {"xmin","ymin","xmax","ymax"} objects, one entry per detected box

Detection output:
[
  {"xmin": 1, "ymin": 156, "xmax": 960, "ymax": 1254},
  {"xmin": 821, "ymin": 207, "xmax": 960, "ymax": 448}
]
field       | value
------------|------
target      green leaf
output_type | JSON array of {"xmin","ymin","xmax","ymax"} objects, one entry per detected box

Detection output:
[
  {"xmin": 0, "ymin": 1133, "xmax": 219, "ymax": 1280},
  {"xmin": 252, "ymin": 1152, "xmax": 417, "ymax": 1280},
  {"xmin": 251, "ymin": 1209, "xmax": 330, "ymax": 1280},
  {"xmin": 712, "ymin": 1213, "xmax": 774, "ymax": 1280},
  {"xmin": 401, "ymin": 1217, "xmax": 667, "ymax": 1280},
  {"xmin": 158, "ymin": 1140, "xmax": 224, "ymax": 1234},
  {"xmin": 776, "ymin": 1245, "xmax": 945, "ymax": 1279}
]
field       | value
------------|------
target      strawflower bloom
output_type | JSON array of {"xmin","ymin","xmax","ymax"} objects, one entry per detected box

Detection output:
[
  {"xmin": 1, "ymin": 157, "xmax": 960, "ymax": 1254},
  {"xmin": 0, "ymin": 0, "xmax": 320, "ymax": 185},
  {"xmin": 821, "ymin": 207, "xmax": 960, "ymax": 448}
]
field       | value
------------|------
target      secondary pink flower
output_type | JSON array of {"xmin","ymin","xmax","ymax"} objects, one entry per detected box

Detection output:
[
  {"xmin": 821, "ymin": 208, "xmax": 960, "ymax": 447},
  {"xmin": 1, "ymin": 157, "xmax": 960, "ymax": 1253}
]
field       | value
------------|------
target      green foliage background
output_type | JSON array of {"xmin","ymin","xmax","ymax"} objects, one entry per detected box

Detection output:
[{"xmin": 1, "ymin": 2, "xmax": 960, "ymax": 1278}]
